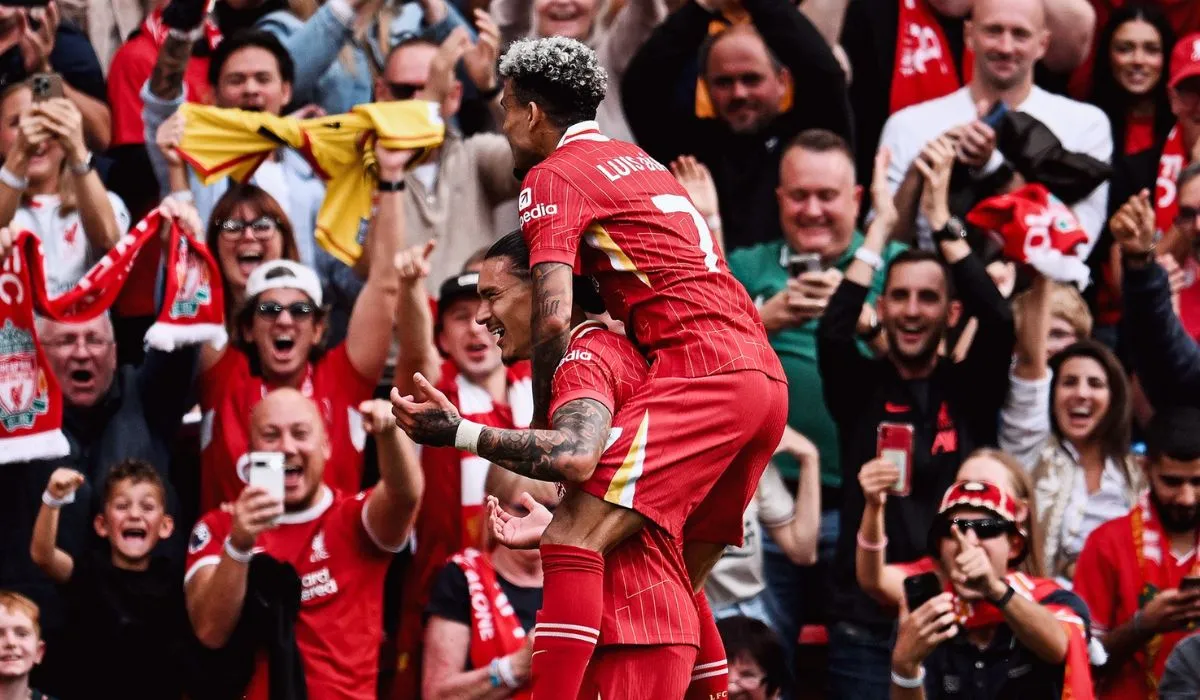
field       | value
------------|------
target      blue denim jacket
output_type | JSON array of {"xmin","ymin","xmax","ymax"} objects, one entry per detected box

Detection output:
[{"xmin": 258, "ymin": 0, "xmax": 476, "ymax": 115}]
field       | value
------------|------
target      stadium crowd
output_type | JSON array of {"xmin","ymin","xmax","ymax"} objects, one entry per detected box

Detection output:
[{"xmin": 3, "ymin": 0, "xmax": 1200, "ymax": 697}]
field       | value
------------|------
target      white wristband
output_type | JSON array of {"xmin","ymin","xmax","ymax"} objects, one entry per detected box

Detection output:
[
  {"xmin": 0, "ymin": 166, "xmax": 28, "ymax": 190},
  {"xmin": 41, "ymin": 490, "xmax": 75, "ymax": 508},
  {"xmin": 454, "ymin": 419, "xmax": 484, "ymax": 454},
  {"xmin": 854, "ymin": 246, "xmax": 885, "ymax": 272},
  {"xmin": 497, "ymin": 655, "xmax": 520, "ymax": 688},
  {"xmin": 168, "ymin": 189, "xmax": 195, "ymax": 203},
  {"xmin": 223, "ymin": 537, "xmax": 254, "ymax": 563},
  {"xmin": 890, "ymin": 666, "xmax": 925, "ymax": 689}
]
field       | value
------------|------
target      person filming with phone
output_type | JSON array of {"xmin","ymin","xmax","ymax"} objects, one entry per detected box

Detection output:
[
  {"xmin": 183, "ymin": 391, "xmax": 422, "ymax": 699},
  {"xmin": 1072, "ymin": 406, "xmax": 1200, "ymax": 699},
  {"xmin": 890, "ymin": 478, "xmax": 1094, "ymax": 699},
  {"xmin": 816, "ymin": 140, "xmax": 1014, "ymax": 698}
]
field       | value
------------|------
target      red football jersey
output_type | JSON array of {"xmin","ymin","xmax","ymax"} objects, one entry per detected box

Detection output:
[
  {"xmin": 185, "ymin": 488, "xmax": 396, "ymax": 700},
  {"xmin": 519, "ymin": 122, "xmax": 783, "ymax": 381},
  {"xmin": 1073, "ymin": 512, "xmax": 1195, "ymax": 700},
  {"xmin": 198, "ymin": 345, "xmax": 377, "ymax": 513},
  {"xmin": 553, "ymin": 321, "xmax": 699, "ymax": 647}
]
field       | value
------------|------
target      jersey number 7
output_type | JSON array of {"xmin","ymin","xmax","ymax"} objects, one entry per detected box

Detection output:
[{"xmin": 652, "ymin": 194, "xmax": 720, "ymax": 273}]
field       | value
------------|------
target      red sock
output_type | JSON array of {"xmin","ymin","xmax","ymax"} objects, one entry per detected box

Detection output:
[
  {"xmin": 531, "ymin": 544, "xmax": 605, "ymax": 700},
  {"xmin": 686, "ymin": 591, "xmax": 729, "ymax": 700}
]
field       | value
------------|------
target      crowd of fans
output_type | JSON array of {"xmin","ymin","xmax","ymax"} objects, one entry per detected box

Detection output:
[{"xmin": 3, "ymin": 0, "xmax": 1200, "ymax": 697}]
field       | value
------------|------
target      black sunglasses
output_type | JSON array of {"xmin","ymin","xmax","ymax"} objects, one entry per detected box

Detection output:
[
  {"xmin": 934, "ymin": 517, "xmax": 1015, "ymax": 542},
  {"xmin": 255, "ymin": 301, "xmax": 316, "ymax": 320},
  {"xmin": 385, "ymin": 81, "xmax": 425, "ymax": 100}
]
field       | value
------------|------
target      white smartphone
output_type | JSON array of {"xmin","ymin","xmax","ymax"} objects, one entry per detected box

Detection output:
[{"xmin": 248, "ymin": 451, "xmax": 286, "ymax": 522}]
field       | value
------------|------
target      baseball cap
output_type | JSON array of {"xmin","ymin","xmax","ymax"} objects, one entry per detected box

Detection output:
[
  {"xmin": 437, "ymin": 272, "xmax": 480, "ymax": 319},
  {"xmin": 245, "ymin": 260, "xmax": 323, "ymax": 307},
  {"xmin": 1170, "ymin": 33, "xmax": 1200, "ymax": 89}
]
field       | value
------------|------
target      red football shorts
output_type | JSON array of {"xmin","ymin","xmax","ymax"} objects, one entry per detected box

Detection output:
[
  {"xmin": 579, "ymin": 644, "xmax": 696, "ymax": 700},
  {"xmin": 579, "ymin": 370, "xmax": 788, "ymax": 547}
]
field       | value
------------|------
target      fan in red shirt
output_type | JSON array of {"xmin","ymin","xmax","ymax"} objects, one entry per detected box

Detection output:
[
  {"xmin": 184, "ymin": 389, "xmax": 422, "ymax": 699},
  {"xmin": 1074, "ymin": 406, "xmax": 1200, "ymax": 699},
  {"xmin": 493, "ymin": 37, "xmax": 785, "ymax": 698},
  {"xmin": 195, "ymin": 142, "xmax": 409, "ymax": 513},
  {"xmin": 393, "ymin": 231, "xmax": 744, "ymax": 698},
  {"xmin": 387, "ymin": 258, "xmax": 533, "ymax": 700}
]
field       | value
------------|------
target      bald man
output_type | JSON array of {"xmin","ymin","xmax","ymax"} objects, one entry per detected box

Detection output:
[
  {"xmin": 183, "ymin": 389, "xmax": 422, "ymax": 699},
  {"xmin": 878, "ymin": 0, "xmax": 1111, "ymax": 248}
]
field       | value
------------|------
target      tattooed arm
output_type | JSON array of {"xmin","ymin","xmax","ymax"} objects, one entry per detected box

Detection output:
[
  {"xmin": 149, "ymin": 30, "xmax": 196, "ymax": 100},
  {"xmin": 530, "ymin": 262, "xmax": 575, "ymax": 426},
  {"xmin": 391, "ymin": 376, "xmax": 611, "ymax": 483}
]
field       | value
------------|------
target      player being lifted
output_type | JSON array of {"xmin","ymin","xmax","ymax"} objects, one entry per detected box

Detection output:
[{"xmin": 392, "ymin": 38, "xmax": 788, "ymax": 699}]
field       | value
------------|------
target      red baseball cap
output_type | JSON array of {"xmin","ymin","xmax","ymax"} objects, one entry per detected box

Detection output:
[
  {"xmin": 937, "ymin": 480, "xmax": 1019, "ymax": 523},
  {"xmin": 1170, "ymin": 33, "xmax": 1200, "ymax": 89}
]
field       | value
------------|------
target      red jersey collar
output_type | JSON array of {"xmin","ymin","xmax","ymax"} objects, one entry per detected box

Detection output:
[
  {"xmin": 569, "ymin": 320, "xmax": 607, "ymax": 342},
  {"xmin": 557, "ymin": 121, "xmax": 607, "ymax": 148},
  {"xmin": 278, "ymin": 485, "xmax": 333, "ymax": 524}
]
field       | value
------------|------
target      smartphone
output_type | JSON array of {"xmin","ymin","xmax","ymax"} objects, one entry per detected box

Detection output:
[
  {"xmin": 29, "ymin": 73, "xmax": 62, "ymax": 103},
  {"xmin": 904, "ymin": 572, "xmax": 944, "ymax": 614},
  {"xmin": 981, "ymin": 101, "xmax": 1009, "ymax": 129},
  {"xmin": 788, "ymin": 252, "xmax": 822, "ymax": 278},
  {"xmin": 248, "ymin": 451, "xmax": 285, "ymax": 521},
  {"xmin": 878, "ymin": 422, "xmax": 915, "ymax": 497}
]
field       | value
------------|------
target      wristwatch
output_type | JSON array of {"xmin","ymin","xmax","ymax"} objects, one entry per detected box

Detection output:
[
  {"xmin": 69, "ymin": 151, "xmax": 94, "ymax": 177},
  {"xmin": 933, "ymin": 216, "xmax": 967, "ymax": 243},
  {"xmin": 987, "ymin": 583, "xmax": 1016, "ymax": 610}
]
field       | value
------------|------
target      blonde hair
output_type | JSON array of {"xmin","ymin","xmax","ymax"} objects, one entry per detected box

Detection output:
[
  {"xmin": 1, "ymin": 80, "xmax": 78, "ymax": 216},
  {"xmin": 966, "ymin": 448, "xmax": 1044, "ymax": 578},
  {"xmin": 0, "ymin": 590, "xmax": 41, "ymax": 638},
  {"xmin": 1012, "ymin": 281, "xmax": 1094, "ymax": 341}
]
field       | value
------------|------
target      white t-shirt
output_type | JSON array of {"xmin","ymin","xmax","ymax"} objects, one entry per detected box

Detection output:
[
  {"xmin": 12, "ymin": 192, "xmax": 131, "ymax": 297},
  {"xmin": 704, "ymin": 463, "xmax": 796, "ymax": 609},
  {"xmin": 879, "ymin": 85, "xmax": 1112, "ymax": 252}
]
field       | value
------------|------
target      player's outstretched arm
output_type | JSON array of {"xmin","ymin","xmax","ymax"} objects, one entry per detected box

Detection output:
[
  {"xmin": 391, "ymin": 377, "xmax": 611, "ymax": 483},
  {"xmin": 529, "ymin": 262, "xmax": 575, "ymax": 426}
]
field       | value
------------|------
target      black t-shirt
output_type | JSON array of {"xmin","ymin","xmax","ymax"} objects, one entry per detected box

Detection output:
[
  {"xmin": 56, "ymin": 551, "xmax": 188, "ymax": 700},
  {"xmin": 923, "ymin": 590, "xmax": 1091, "ymax": 700},
  {"xmin": 424, "ymin": 560, "xmax": 542, "ymax": 669}
]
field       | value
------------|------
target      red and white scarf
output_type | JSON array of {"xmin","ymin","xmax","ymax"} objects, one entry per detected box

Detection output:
[
  {"xmin": 450, "ymin": 548, "xmax": 532, "ymax": 699},
  {"xmin": 891, "ymin": 0, "xmax": 974, "ymax": 114},
  {"xmin": 897, "ymin": 558, "xmax": 1094, "ymax": 699},
  {"xmin": 141, "ymin": 3, "xmax": 222, "ymax": 52},
  {"xmin": 1131, "ymin": 491, "xmax": 1200, "ymax": 697},
  {"xmin": 1156, "ymin": 126, "xmax": 1186, "ymax": 240},
  {"xmin": 0, "ymin": 210, "xmax": 226, "ymax": 463}
]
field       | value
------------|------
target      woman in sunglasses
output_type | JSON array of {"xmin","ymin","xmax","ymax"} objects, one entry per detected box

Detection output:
[
  {"xmin": 1000, "ymin": 270, "xmax": 1143, "ymax": 584},
  {"xmin": 888, "ymin": 478, "xmax": 1096, "ymax": 699},
  {"xmin": 856, "ymin": 448, "xmax": 1044, "ymax": 610},
  {"xmin": 191, "ymin": 144, "xmax": 413, "ymax": 513}
]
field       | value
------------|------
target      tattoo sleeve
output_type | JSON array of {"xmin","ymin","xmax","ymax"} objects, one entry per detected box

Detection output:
[
  {"xmin": 150, "ymin": 33, "xmax": 196, "ymax": 100},
  {"xmin": 477, "ymin": 398, "xmax": 612, "ymax": 482},
  {"xmin": 530, "ymin": 262, "xmax": 575, "ymax": 425}
]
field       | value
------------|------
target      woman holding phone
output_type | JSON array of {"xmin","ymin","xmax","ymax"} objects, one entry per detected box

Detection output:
[{"xmin": 855, "ymin": 448, "xmax": 1043, "ymax": 608}]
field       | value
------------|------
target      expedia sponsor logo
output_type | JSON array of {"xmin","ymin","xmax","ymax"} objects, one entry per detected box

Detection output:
[
  {"xmin": 518, "ymin": 188, "xmax": 531, "ymax": 210},
  {"xmin": 519, "ymin": 202, "xmax": 558, "ymax": 224},
  {"xmin": 300, "ymin": 567, "xmax": 339, "ymax": 602},
  {"xmin": 556, "ymin": 349, "xmax": 593, "ymax": 370}
]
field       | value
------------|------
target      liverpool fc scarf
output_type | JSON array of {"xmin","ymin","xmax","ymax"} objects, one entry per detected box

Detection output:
[
  {"xmin": 1156, "ymin": 126, "xmax": 1186, "ymax": 240},
  {"xmin": 890, "ymin": 0, "xmax": 973, "ymax": 114},
  {"xmin": 175, "ymin": 101, "xmax": 445, "ymax": 267},
  {"xmin": 450, "ymin": 548, "xmax": 532, "ymax": 699},
  {"xmin": 1131, "ymin": 491, "xmax": 1200, "ymax": 698},
  {"xmin": 0, "ymin": 210, "xmax": 226, "ymax": 463},
  {"xmin": 896, "ymin": 558, "xmax": 1094, "ymax": 699}
]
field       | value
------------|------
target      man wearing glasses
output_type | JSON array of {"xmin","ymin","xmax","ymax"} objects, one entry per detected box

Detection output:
[{"xmin": 0, "ymin": 310, "xmax": 200, "ymax": 694}]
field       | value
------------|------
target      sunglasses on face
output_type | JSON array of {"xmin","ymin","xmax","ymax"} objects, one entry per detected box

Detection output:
[
  {"xmin": 934, "ymin": 517, "xmax": 1015, "ymax": 542},
  {"xmin": 255, "ymin": 301, "xmax": 316, "ymax": 320},
  {"xmin": 218, "ymin": 216, "xmax": 278, "ymax": 239},
  {"xmin": 385, "ymin": 81, "xmax": 425, "ymax": 100},
  {"xmin": 1177, "ymin": 206, "xmax": 1200, "ymax": 228}
]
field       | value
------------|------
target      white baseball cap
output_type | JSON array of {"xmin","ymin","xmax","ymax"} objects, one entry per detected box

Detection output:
[{"xmin": 244, "ymin": 260, "xmax": 323, "ymax": 307}]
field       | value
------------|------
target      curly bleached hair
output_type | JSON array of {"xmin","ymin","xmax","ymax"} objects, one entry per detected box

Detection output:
[{"xmin": 498, "ymin": 37, "xmax": 608, "ymax": 128}]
